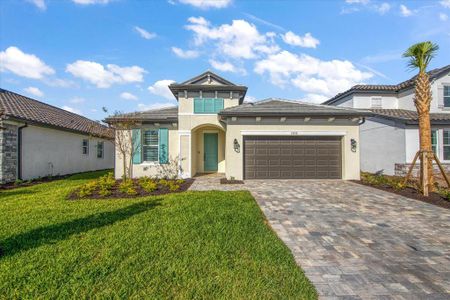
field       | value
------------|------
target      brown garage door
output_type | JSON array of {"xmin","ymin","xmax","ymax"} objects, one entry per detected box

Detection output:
[{"xmin": 244, "ymin": 136, "xmax": 342, "ymax": 179}]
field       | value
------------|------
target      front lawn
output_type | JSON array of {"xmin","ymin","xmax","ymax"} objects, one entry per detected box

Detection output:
[{"xmin": 0, "ymin": 171, "xmax": 316, "ymax": 299}]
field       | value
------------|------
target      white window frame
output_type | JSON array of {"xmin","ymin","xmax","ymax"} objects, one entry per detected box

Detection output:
[
  {"xmin": 370, "ymin": 97, "xmax": 382, "ymax": 108},
  {"xmin": 82, "ymin": 139, "xmax": 89, "ymax": 155},
  {"xmin": 444, "ymin": 86, "xmax": 450, "ymax": 108},
  {"xmin": 431, "ymin": 129, "xmax": 438, "ymax": 156},
  {"xmin": 443, "ymin": 129, "xmax": 450, "ymax": 162},
  {"xmin": 97, "ymin": 141, "xmax": 104, "ymax": 159},
  {"xmin": 142, "ymin": 129, "xmax": 159, "ymax": 163}
]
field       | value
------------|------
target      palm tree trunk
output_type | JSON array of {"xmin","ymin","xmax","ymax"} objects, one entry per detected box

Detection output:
[{"xmin": 415, "ymin": 71, "xmax": 434, "ymax": 191}]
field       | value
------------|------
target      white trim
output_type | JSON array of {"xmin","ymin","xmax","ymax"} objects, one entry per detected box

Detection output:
[{"xmin": 240, "ymin": 130, "xmax": 347, "ymax": 136}]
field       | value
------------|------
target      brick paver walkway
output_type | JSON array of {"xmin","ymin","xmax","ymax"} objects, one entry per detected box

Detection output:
[{"xmin": 245, "ymin": 180, "xmax": 450, "ymax": 299}]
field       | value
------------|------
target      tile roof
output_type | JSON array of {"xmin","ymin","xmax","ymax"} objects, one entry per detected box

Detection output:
[
  {"xmin": 0, "ymin": 89, "xmax": 114, "ymax": 139},
  {"xmin": 324, "ymin": 64, "xmax": 450, "ymax": 105},
  {"xmin": 369, "ymin": 109, "xmax": 450, "ymax": 124},
  {"xmin": 219, "ymin": 98, "xmax": 372, "ymax": 117},
  {"xmin": 105, "ymin": 106, "xmax": 178, "ymax": 123}
]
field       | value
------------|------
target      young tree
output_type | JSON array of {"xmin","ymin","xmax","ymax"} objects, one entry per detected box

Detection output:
[{"xmin": 402, "ymin": 41, "xmax": 439, "ymax": 194}]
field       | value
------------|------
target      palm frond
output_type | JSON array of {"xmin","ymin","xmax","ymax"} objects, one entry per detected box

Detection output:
[{"xmin": 402, "ymin": 41, "xmax": 439, "ymax": 73}]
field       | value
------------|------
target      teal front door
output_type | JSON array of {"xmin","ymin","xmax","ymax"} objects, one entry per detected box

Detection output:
[{"xmin": 204, "ymin": 133, "xmax": 218, "ymax": 172}]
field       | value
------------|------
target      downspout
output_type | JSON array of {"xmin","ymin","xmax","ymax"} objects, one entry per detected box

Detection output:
[{"xmin": 17, "ymin": 123, "xmax": 28, "ymax": 180}]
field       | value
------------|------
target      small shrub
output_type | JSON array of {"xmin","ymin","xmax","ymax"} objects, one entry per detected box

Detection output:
[
  {"xmin": 139, "ymin": 177, "xmax": 157, "ymax": 193},
  {"xmin": 14, "ymin": 179, "xmax": 24, "ymax": 186},
  {"xmin": 158, "ymin": 179, "xmax": 180, "ymax": 192},
  {"xmin": 437, "ymin": 188, "xmax": 450, "ymax": 201},
  {"xmin": 119, "ymin": 179, "xmax": 137, "ymax": 196},
  {"xmin": 176, "ymin": 179, "xmax": 185, "ymax": 185},
  {"xmin": 77, "ymin": 181, "xmax": 98, "ymax": 198}
]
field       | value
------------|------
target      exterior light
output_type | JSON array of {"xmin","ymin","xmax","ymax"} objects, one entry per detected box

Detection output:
[
  {"xmin": 233, "ymin": 138, "xmax": 240, "ymax": 153},
  {"xmin": 351, "ymin": 138, "xmax": 357, "ymax": 152}
]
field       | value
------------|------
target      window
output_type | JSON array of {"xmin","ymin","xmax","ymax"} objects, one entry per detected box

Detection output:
[
  {"xmin": 194, "ymin": 98, "xmax": 224, "ymax": 113},
  {"xmin": 142, "ymin": 130, "xmax": 159, "ymax": 162},
  {"xmin": 444, "ymin": 130, "xmax": 450, "ymax": 160},
  {"xmin": 431, "ymin": 130, "xmax": 438, "ymax": 155},
  {"xmin": 82, "ymin": 139, "xmax": 89, "ymax": 155},
  {"xmin": 97, "ymin": 141, "xmax": 104, "ymax": 158},
  {"xmin": 444, "ymin": 86, "xmax": 450, "ymax": 108},
  {"xmin": 371, "ymin": 97, "xmax": 382, "ymax": 108}
]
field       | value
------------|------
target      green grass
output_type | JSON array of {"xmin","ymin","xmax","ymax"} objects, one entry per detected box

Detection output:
[{"xmin": 0, "ymin": 171, "xmax": 316, "ymax": 299}]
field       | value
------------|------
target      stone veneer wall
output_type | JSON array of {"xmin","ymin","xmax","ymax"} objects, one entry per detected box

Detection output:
[
  {"xmin": 395, "ymin": 163, "xmax": 450, "ymax": 181},
  {"xmin": 0, "ymin": 122, "xmax": 18, "ymax": 184}
]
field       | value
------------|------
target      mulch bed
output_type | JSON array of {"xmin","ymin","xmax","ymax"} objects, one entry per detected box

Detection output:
[
  {"xmin": 68, "ymin": 179, "xmax": 194, "ymax": 200},
  {"xmin": 0, "ymin": 174, "xmax": 72, "ymax": 191},
  {"xmin": 220, "ymin": 178, "xmax": 244, "ymax": 184},
  {"xmin": 353, "ymin": 181, "xmax": 450, "ymax": 210}
]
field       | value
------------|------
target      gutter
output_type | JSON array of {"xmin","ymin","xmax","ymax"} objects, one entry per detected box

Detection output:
[{"xmin": 17, "ymin": 123, "xmax": 28, "ymax": 180}]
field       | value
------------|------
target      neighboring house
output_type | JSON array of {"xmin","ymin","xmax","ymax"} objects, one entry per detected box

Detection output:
[
  {"xmin": 323, "ymin": 64, "xmax": 450, "ymax": 176},
  {"xmin": 0, "ymin": 89, "xmax": 114, "ymax": 183},
  {"xmin": 105, "ymin": 71, "xmax": 369, "ymax": 180}
]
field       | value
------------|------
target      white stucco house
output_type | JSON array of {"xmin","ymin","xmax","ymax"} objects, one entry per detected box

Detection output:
[
  {"xmin": 323, "ymin": 64, "xmax": 450, "ymax": 176},
  {"xmin": 106, "ymin": 71, "xmax": 369, "ymax": 181},
  {"xmin": 0, "ymin": 89, "xmax": 114, "ymax": 183}
]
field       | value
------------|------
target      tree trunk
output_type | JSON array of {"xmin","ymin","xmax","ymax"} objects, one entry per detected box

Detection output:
[{"xmin": 414, "ymin": 71, "xmax": 434, "ymax": 192}]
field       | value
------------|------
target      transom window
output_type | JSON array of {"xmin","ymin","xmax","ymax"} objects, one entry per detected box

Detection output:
[
  {"xmin": 142, "ymin": 130, "xmax": 159, "ymax": 162},
  {"xmin": 194, "ymin": 98, "xmax": 224, "ymax": 114},
  {"xmin": 82, "ymin": 139, "xmax": 89, "ymax": 155},
  {"xmin": 444, "ymin": 86, "xmax": 450, "ymax": 108},
  {"xmin": 371, "ymin": 97, "xmax": 382, "ymax": 108},
  {"xmin": 444, "ymin": 130, "xmax": 450, "ymax": 160},
  {"xmin": 97, "ymin": 141, "xmax": 104, "ymax": 158}
]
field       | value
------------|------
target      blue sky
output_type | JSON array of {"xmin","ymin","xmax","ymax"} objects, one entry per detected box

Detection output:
[{"xmin": 1, "ymin": 0, "xmax": 450, "ymax": 121}]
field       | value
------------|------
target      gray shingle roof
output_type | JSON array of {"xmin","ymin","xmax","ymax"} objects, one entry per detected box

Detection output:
[
  {"xmin": 0, "ymin": 89, "xmax": 113, "ymax": 139},
  {"xmin": 369, "ymin": 109, "xmax": 450, "ymax": 125},
  {"xmin": 105, "ymin": 106, "xmax": 178, "ymax": 123},
  {"xmin": 324, "ymin": 65, "xmax": 450, "ymax": 105},
  {"xmin": 219, "ymin": 98, "xmax": 372, "ymax": 117}
]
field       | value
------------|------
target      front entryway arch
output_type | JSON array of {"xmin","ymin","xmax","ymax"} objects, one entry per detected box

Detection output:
[{"xmin": 191, "ymin": 124, "xmax": 226, "ymax": 176}]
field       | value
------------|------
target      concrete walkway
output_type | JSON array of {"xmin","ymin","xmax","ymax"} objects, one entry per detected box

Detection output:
[{"xmin": 191, "ymin": 177, "xmax": 450, "ymax": 299}]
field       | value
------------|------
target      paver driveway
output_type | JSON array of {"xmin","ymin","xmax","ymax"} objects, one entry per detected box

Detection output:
[{"xmin": 245, "ymin": 180, "xmax": 450, "ymax": 299}]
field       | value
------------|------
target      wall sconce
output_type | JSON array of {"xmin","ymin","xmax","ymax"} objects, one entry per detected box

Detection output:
[
  {"xmin": 351, "ymin": 138, "xmax": 357, "ymax": 152},
  {"xmin": 233, "ymin": 138, "xmax": 240, "ymax": 153}
]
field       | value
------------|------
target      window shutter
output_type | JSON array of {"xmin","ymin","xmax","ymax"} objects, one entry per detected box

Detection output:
[
  {"xmin": 132, "ymin": 128, "xmax": 142, "ymax": 164},
  {"xmin": 437, "ymin": 85, "xmax": 444, "ymax": 108},
  {"xmin": 194, "ymin": 98, "xmax": 204, "ymax": 113},
  {"xmin": 159, "ymin": 128, "xmax": 169, "ymax": 164},
  {"xmin": 204, "ymin": 98, "xmax": 214, "ymax": 112},
  {"xmin": 214, "ymin": 98, "xmax": 224, "ymax": 112}
]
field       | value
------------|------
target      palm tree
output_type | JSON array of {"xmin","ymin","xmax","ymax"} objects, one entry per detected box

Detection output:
[{"xmin": 403, "ymin": 41, "xmax": 439, "ymax": 194}]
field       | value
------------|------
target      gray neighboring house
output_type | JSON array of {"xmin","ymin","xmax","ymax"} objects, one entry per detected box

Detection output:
[
  {"xmin": 0, "ymin": 89, "xmax": 114, "ymax": 184},
  {"xmin": 323, "ymin": 64, "xmax": 450, "ymax": 176}
]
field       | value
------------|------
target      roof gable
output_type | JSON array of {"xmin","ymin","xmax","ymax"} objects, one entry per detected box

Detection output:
[{"xmin": 180, "ymin": 71, "xmax": 237, "ymax": 86}]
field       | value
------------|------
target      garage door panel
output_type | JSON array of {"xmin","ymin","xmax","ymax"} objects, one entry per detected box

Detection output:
[{"xmin": 244, "ymin": 136, "xmax": 342, "ymax": 179}]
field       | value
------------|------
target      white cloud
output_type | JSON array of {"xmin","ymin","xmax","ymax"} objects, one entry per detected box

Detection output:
[
  {"xmin": 254, "ymin": 50, "xmax": 373, "ymax": 99},
  {"xmin": 171, "ymin": 47, "xmax": 199, "ymax": 59},
  {"xmin": 209, "ymin": 59, "xmax": 246, "ymax": 74},
  {"xmin": 343, "ymin": 0, "xmax": 390, "ymax": 15},
  {"xmin": 62, "ymin": 105, "xmax": 82, "ymax": 114},
  {"xmin": 71, "ymin": 0, "xmax": 111, "ymax": 4},
  {"xmin": 69, "ymin": 97, "xmax": 86, "ymax": 104},
  {"xmin": 27, "ymin": 0, "xmax": 46, "ymax": 10},
  {"xmin": 244, "ymin": 95, "xmax": 257, "ymax": 103},
  {"xmin": 345, "ymin": 0, "xmax": 370, "ymax": 4},
  {"xmin": 44, "ymin": 78, "xmax": 77, "ymax": 88},
  {"xmin": 376, "ymin": 2, "xmax": 390, "ymax": 14},
  {"xmin": 134, "ymin": 26, "xmax": 156, "ymax": 40},
  {"xmin": 174, "ymin": 0, "xmax": 231, "ymax": 9},
  {"xmin": 400, "ymin": 4, "xmax": 413, "ymax": 17},
  {"xmin": 440, "ymin": 13, "xmax": 448, "ymax": 21},
  {"xmin": 441, "ymin": 0, "xmax": 450, "ymax": 8},
  {"xmin": 24, "ymin": 87, "xmax": 44, "ymax": 98},
  {"xmin": 0, "ymin": 46, "xmax": 54, "ymax": 79},
  {"xmin": 137, "ymin": 102, "xmax": 174, "ymax": 111},
  {"xmin": 299, "ymin": 94, "xmax": 329, "ymax": 104},
  {"xmin": 120, "ymin": 92, "xmax": 138, "ymax": 100},
  {"xmin": 185, "ymin": 17, "xmax": 279, "ymax": 59},
  {"xmin": 281, "ymin": 31, "xmax": 320, "ymax": 48},
  {"xmin": 148, "ymin": 79, "xmax": 176, "ymax": 99},
  {"xmin": 66, "ymin": 60, "xmax": 146, "ymax": 88}
]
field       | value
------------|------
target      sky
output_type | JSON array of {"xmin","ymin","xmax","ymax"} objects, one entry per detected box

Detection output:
[{"xmin": 1, "ymin": 0, "xmax": 450, "ymax": 122}]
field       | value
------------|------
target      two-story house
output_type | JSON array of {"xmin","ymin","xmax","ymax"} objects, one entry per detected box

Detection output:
[
  {"xmin": 323, "ymin": 64, "xmax": 450, "ymax": 176},
  {"xmin": 106, "ymin": 71, "xmax": 369, "ymax": 180}
]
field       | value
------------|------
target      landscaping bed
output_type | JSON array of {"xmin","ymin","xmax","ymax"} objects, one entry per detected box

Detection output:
[
  {"xmin": 68, "ymin": 173, "xmax": 194, "ymax": 200},
  {"xmin": 220, "ymin": 178, "xmax": 244, "ymax": 184},
  {"xmin": 356, "ymin": 172, "xmax": 450, "ymax": 209}
]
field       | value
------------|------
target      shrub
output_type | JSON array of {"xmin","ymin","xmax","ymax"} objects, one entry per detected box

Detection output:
[
  {"xmin": 77, "ymin": 181, "xmax": 98, "ymax": 198},
  {"xmin": 119, "ymin": 179, "xmax": 137, "ymax": 196},
  {"xmin": 158, "ymin": 179, "xmax": 180, "ymax": 192},
  {"xmin": 14, "ymin": 179, "xmax": 24, "ymax": 186},
  {"xmin": 437, "ymin": 188, "xmax": 450, "ymax": 201},
  {"xmin": 138, "ymin": 177, "xmax": 158, "ymax": 193}
]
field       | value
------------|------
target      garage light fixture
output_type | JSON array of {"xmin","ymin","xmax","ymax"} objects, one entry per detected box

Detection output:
[
  {"xmin": 233, "ymin": 138, "xmax": 240, "ymax": 153},
  {"xmin": 351, "ymin": 138, "xmax": 357, "ymax": 152}
]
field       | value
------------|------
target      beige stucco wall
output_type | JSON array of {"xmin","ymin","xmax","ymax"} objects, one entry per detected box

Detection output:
[
  {"xmin": 192, "ymin": 126, "xmax": 226, "ymax": 174},
  {"xmin": 21, "ymin": 125, "xmax": 114, "ymax": 180},
  {"xmin": 114, "ymin": 125, "xmax": 179, "ymax": 179},
  {"xmin": 224, "ymin": 118, "xmax": 361, "ymax": 180}
]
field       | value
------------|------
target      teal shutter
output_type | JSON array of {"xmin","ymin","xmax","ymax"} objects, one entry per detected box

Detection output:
[
  {"xmin": 204, "ymin": 98, "xmax": 214, "ymax": 112},
  {"xmin": 132, "ymin": 129, "xmax": 142, "ymax": 164},
  {"xmin": 159, "ymin": 128, "xmax": 169, "ymax": 164},
  {"xmin": 194, "ymin": 98, "xmax": 204, "ymax": 113},
  {"xmin": 214, "ymin": 98, "xmax": 224, "ymax": 112}
]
